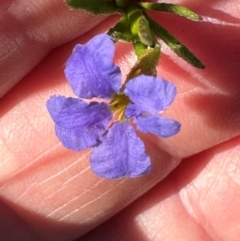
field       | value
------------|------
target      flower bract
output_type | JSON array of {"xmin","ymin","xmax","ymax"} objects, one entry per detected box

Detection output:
[{"xmin": 47, "ymin": 33, "xmax": 180, "ymax": 179}]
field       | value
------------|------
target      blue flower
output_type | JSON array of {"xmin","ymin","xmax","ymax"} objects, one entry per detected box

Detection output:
[{"xmin": 46, "ymin": 34, "xmax": 180, "ymax": 179}]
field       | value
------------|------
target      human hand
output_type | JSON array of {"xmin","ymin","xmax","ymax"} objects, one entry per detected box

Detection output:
[{"xmin": 1, "ymin": 1, "xmax": 240, "ymax": 240}]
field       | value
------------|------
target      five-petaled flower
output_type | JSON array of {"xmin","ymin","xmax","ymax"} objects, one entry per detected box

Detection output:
[{"xmin": 46, "ymin": 34, "xmax": 180, "ymax": 179}]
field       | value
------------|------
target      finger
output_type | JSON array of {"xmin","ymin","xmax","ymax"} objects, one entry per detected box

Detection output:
[
  {"xmin": 0, "ymin": 200, "xmax": 43, "ymax": 241},
  {"xmin": 79, "ymin": 135, "xmax": 240, "ymax": 241},
  {"xmin": 0, "ymin": 0, "xmax": 108, "ymax": 97}
]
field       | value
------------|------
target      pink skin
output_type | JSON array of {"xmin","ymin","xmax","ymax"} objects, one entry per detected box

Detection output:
[{"xmin": 0, "ymin": 0, "xmax": 240, "ymax": 240}]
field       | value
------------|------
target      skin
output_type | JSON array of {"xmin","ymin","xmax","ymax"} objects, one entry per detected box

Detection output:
[{"xmin": 0, "ymin": 0, "xmax": 240, "ymax": 240}]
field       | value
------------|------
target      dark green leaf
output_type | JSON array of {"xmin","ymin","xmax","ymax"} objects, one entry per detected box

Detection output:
[
  {"xmin": 138, "ymin": 3, "xmax": 201, "ymax": 21},
  {"xmin": 65, "ymin": 0, "xmax": 119, "ymax": 14},
  {"xmin": 145, "ymin": 14, "xmax": 205, "ymax": 69},
  {"xmin": 108, "ymin": 15, "xmax": 130, "ymax": 35}
]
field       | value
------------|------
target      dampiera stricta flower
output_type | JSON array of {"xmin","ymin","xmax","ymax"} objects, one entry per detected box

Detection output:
[{"xmin": 46, "ymin": 34, "xmax": 180, "ymax": 179}]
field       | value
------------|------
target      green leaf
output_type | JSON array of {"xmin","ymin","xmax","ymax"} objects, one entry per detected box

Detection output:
[
  {"xmin": 127, "ymin": 44, "xmax": 161, "ymax": 81},
  {"xmin": 137, "ymin": 16, "xmax": 155, "ymax": 47},
  {"xmin": 65, "ymin": 0, "xmax": 119, "ymax": 14},
  {"xmin": 109, "ymin": 15, "xmax": 130, "ymax": 33},
  {"xmin": 127, "ymin": 5, "xmax": 155, "ymax": 47},
  {"xmin": 108, "ymin": 15, "xmax": 139, "ymax": 43},
  {"xmin": 145, "ymin": 14, "xmax": 205, "ymax": 69},
  {"xmin": 138, "ymin": 2, "xmax": 201, "ymax": 21}
]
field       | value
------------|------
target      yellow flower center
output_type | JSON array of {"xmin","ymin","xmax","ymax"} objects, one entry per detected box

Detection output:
[{"xmin": 109, "ymin": 93, "xmax": 131, "ymax": 120}]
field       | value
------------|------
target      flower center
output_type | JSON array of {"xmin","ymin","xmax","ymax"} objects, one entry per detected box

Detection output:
[{"xmin": 109, "ymin": 93, "xmax": 131, "ymax": 120}]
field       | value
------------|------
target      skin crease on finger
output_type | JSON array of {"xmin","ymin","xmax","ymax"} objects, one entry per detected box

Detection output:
[
  {"xmin": 0, "ymin": 0, "xmax": 108, "ymax": 97},
  {"xmin": 0, "ymin": 0, "xmax": 240, "ymax": 240}
]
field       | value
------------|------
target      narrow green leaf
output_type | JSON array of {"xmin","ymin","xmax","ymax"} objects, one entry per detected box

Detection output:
[
  {"xmin": 138, "ymin": 2, "xmax": 201, "ymax": 21},
  {"xmin": 65, "ymin": 0, "xmax": 119, "ymax": 14},
  {"xmin": 145, "ymin": 14, "xmax": 205, "ymax": 69}
]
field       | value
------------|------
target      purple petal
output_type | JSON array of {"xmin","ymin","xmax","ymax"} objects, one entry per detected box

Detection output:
[
  {"xmin": 124, "ymin": 103, "xmax": 140, "ymax": 119},
  {"xmin": 135, "ymin": 115, "xmax": 180, "ymax": 138},
  {"xmin": 46, "ymin": 95, "xmax": 112, "ymax": 151},
  {"xmin": 64, "ymin": 34, "xmax": 121, "ymax": 99},
  {"xmin": 124, "ymin": 75, "xmax": 176, "ymax": 116},
  {"xmin": 90, "ymin": 121, "xmax": 151, "ymax": 179}
]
